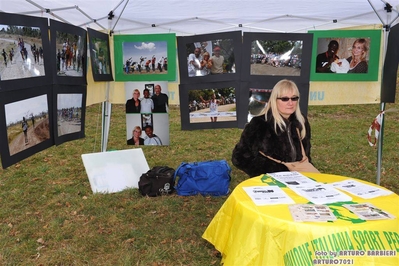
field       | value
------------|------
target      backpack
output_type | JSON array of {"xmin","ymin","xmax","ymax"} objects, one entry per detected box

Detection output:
[
  {"xmin": 22, "ymin": 122, "xmax": 28, "ymax": 131},
  {"xmin": 138, "ymin": 166, "xmax": 175, "ymax": 197},
  {"xmin": 174, "ymin": 160, "xmax": 231, "ymax": 196}
]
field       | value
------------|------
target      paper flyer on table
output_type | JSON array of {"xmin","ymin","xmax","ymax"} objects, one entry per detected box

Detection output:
[
  {"xmin": 289, "ymin": 204, "xmax": 337, "ymax": 222},
  {"xmin": 343, "ymin": 203, "xmax": 396, "ymax": 220},
  {"xmin": 242, "ymin": 185, "xmax": 295, "ymax": 206},
  {"xmin": 267, "ymin": 171, "xmax": 319, "ymax": 186},
  {"xmin": 331, "ymin": 179, "xmax": 393, "ymax": 199},
  {"xmin": 289, "ymin": 183, "xmax": 352, "ymax": 205}
]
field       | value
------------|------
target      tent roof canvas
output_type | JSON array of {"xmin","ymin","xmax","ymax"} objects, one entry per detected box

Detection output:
[{"xmin": 1, "ymin": 0, "xmax": 399, "ymax": 35}]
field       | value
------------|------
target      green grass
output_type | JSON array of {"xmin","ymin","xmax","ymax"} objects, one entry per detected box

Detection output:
[{"xmin": 1, "ymin": 94, "xmax": 399, "ymax": 265}]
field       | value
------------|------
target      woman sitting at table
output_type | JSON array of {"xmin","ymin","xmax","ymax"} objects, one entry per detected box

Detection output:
[{"xmin": 232, "ymin": 79, "xmax": 317, "ymax": 177}]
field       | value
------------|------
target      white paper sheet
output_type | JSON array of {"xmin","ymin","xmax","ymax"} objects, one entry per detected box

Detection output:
[
  {"xmin": 343, "ymin": 203, "xmax": 396, "ymax": 220},
  {"xmin": 331, "ymin": 179, "xmax": 393, "ymax": 199},
  {"xmin": 289, "ymin": 204, "xmax": 337, "ymax": 222},
  {"xmin": 242, "ymin": 185, "xmax": 295, "ymax": 206},
  {"xmin": 289, "ymin": 183, "xmax": 352, "ymax": 205},
  {"xmin": 267, "ymin": 171, "xmax": 319, "ymax": 186}
]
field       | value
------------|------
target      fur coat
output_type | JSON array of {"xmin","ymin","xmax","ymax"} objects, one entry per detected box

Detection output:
[{"xmin": 232, "ymin": 111, "xmax": 313, "ymax": 177}]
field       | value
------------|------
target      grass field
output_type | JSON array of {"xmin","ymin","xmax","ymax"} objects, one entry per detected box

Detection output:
[{"xmin": 0, "ymin": 94, "xmax": 398, "ymax": 264}]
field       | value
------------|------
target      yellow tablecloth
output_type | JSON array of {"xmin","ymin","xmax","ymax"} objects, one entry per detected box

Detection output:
[{"xmin": 202, "ymin": 173, "xmax": 399, "ymax": 266}]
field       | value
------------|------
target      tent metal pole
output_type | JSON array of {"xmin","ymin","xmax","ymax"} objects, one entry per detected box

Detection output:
[
  {"xmin": 75, "ymin": 6, "xmax": 106, "ymax": 30},
  {"xmin": 25, "ymin": 0, "xmax": 72, "ymax": 24},
  {"xmin": 367, "ymin": 0, "xmax": 399, "ymax": 185},
  {"xmin": 376, "ymin": 26, "xmax": 388, "ymax": 186},
  {"xmin": 101, "ymin": 16, "xmax": 114, "ymax": 152},
  {"xmin": 112, "ymin": 0, "xmax": 127, "ymax": 12},
  {"xmin": 100, "ymin": 1, "xmax": 130, "ymax": 152},
  {"xmin": 101, "ymin": 80, "xmax": 112, "ymax": 152},
  {"xmin": 376, "ymin": 103, "xmax": 385, "ymax": 185},
  {"xmin": 111, "ymin": 0, "xmax": 130, "ymax": 34},
  {"xmin": 101, "ymin": 98, "xmax": 111, "ymax": 152}
]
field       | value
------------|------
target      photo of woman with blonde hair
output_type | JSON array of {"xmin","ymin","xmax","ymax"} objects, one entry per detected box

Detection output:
[
  {"xmin": 346, "ymin": 38, "xmax": 369, "ymax": 73},
  {"xmin": 125, "ymin": 89, "xmax": 141, "ymax": 113},
  {"xmin": 127, "ymin": 125, "xmax": 144, "ymax": 146}
]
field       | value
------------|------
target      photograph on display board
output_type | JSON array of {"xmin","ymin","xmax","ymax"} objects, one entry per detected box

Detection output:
[
  {"xmin": 309, "ymin": 29, "xmax": 381, "ymax": 81},
  {"xmin": 188, "ymin": 88, "xmax": 236, "ymax": 124},
  {"xmin": 237, "ymin": 81, "xmax": 310, "ymax": 129},
  {"xmin": 179, "ymin": 81, "xmax": 240, "ymax": 130},
  {"xmin": 248, "ymin": 88, "xmax": 273, "ymax": 121},
  {"xmin": 0, "ymin": 86, "xmax": 54, "ymax": 169},
  {"xmin": 114, "ymin": 33, "xmax": 176, "ymax": 81},
  {"xmin": 241, "ymin": 32, "xmax": 313, "ymax": 83},
  {"xmin": 53, "ymin": 84, "xmax": 86, "ymax": 146},
  {"xmin": 145, "ymin": 83, "xmax": 154, "ymax": 96},
  {"xmin": 126, "ymin": 113, "xmax": 169, "ymax": 146},
  {"xmin": 125, "ymin": 81, "xmax": 168, "ymax": 114},
  {"xmin": 50, "ymin": 19, "xmax": 87, "ymax": 85},
  {"xmin": 141, "ymin": 113, "xmax": 153, "ymax": 129},
  {"xmin": 250, "ymin": 41, "xmax": 302, "ymax": 76},
  {"xmin": 87, "ymin": 28, "xmax": 113, "ymax": 81},
  {"xmin": 0, "ymin": 12, "xmax": 52, "ymax": 90},
  {"xmin": 177, "ymin": 31, "xmax": 242, "ymax": 84}
]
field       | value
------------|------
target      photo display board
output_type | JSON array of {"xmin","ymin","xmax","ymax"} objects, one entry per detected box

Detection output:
[
  {"xmin": 87, "ymin": 28, "xmax": 113, "ymax": 81},
  {"xmin": 50, "ymin": 19, "xmax": 87, "ymax": 85},
  {"xmin": 241, "ymin": 32, "xmax": 313, "ymax": 84},
  {"xmin": 0, "ymin": 12, "xmax": 52, "ymax": 91},
  {"xmin": 125, "ymin": 81, "xmax": 170, "ymax": 146},
  {"xmin": 53, "ymin": 84, "xmax": 87, "ymax": 146},
  {"xmin": 177, "ymin": 31, "xmax": 242, "ymax": 85},
  {"xmin": 179, "ymin": 81, "xmax": 241, "ymax": 130},
  {"xmin": 114, "ymin": 33, "xmax": 176, "ymax": 82},
  {"xmin": 0, "ymin": 85, "xmax": 54, "ymax": 168},
  {"xmin": 309, "ymin": 29, "xmax": 381, "ymax": 82}
]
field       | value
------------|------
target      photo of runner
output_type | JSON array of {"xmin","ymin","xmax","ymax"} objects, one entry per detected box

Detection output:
[
  {"xmin": 57, "ymin": 93, "xmax": 83, "ymax": 137},
  {"xmin": 188, "ymin": 87, "xmax": 236, "ymax": 124},
  {"xmin": 55, "ymin": 31, "xmax": 85, "ymax": 77},
  {"xmin": 0, "ymin": 24, "xmax": 45, "ymax": 81},
  {"xmin": 4, "ymin": 94, "xmax": 50, "ymax": 156}
]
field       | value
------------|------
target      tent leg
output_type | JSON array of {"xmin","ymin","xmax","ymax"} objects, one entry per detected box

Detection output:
[
  {"xmin": 376, "ymin": 102, "xmax": 385, "ymax": 186},
  {"xmin": 101, "ymin": 101, "xmax": 112, "ymax": 152}
]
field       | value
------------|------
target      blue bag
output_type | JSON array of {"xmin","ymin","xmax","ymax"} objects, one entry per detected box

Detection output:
[{"xmin": 174, "ymin": 160, "xmax": 231, "ymax": 196}]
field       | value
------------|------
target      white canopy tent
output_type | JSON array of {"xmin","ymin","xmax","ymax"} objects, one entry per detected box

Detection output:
[
  {"xmin": 1, "ymin": 0, "xmax": 399, "ymax": 35},
  {"xmin": 1, "ymin": 0, "xmax": 399, "ymax": 184}
]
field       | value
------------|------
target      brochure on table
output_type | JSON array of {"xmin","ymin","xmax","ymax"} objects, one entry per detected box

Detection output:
[
  {"xmin": 268, "ymin": 172, "xmax": 352, "ymax": 205},
  {"xmin": 242, "ymin": 185, "xmax": 295, "ymax": 206},
  {"xmin": 331, "ymin": 179, "xmax": 393, "ymax": 199},
  {"xmin": 343, "ymin": 203, "xmax": 396, "ymax": 220},
  {"xmin": 289, "ymin": 204, "xmax": 337, "ymax": 222}
]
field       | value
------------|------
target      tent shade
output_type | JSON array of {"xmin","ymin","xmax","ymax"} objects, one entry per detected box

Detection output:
[{"xmin": 1, "ymin": 1, "xmax": 398, "ymax": 35}]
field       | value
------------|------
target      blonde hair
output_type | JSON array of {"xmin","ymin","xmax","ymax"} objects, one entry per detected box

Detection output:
[
  {"xmin": 261, "ymin": 79, "xmax": 306, "ymax": 138},
  {"xmin": 132, "ymin": 126, "xmax": 142, "ymax": 136},
  {"xmin": 353, "ymin": 38, "xmax": 369, "ymax": 61},
  {"xmin": 133, "ymin": 89, "xmax": 140, "ymax": 99}
]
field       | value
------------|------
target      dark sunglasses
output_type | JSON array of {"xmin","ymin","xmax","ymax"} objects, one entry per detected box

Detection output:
[{"xmin": 277, "ymin": 96, "xmax": 299, "ymax": 102}]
